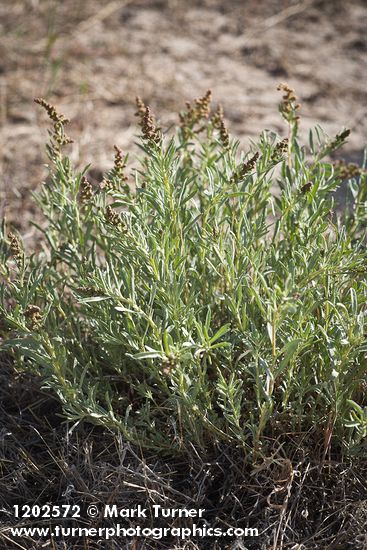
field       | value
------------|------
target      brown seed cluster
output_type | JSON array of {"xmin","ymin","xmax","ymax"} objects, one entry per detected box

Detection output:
[
  {"xmin": 300, "ymin": 181, "xmax": 313, "ymax": 194},
  {"xmin": 211, "ymin": 103, "xmax": 224, "ymax": 127},
  {"xmin": 338, "ymin": 129, "xmax": 351, "ymax": 140},
  {"xmin": 277, "ymin": 83, "xmax": 301, "ymax": 126},
  {"xmin": 141, "ymin": 106, "xmax": 161, "ymax": 144},
  {"xmin": 99, "ymin": 146, "xmax": 129, "ymax": 192},
  {"xmin": 34, "ymin": 98, "xmax": 69, "ymax": 124},
  {"xmin": 8, "ymin": 232, "xmax": 22, "ymax": 264},
  {"xmin": 328, "ymin": 129, "xmax": 351, "ymax": 152},
  {"xmin": 333, "ymin": 159, "xmax": 365, "ymax": 179},
  {"xmin": 24, "ymin": 304, "xmax": 42, "ymax": 329},
  {"xmin": 105, "ymin": 205, "xmax": 121, "ymax": 227},
  {"xmin": 219, "ymin": 120, "xmax": 229, "ymax": 148},
  {"xmin": 100, "ymin": 178, "xmax": 113, "ymax": 191},
  {"xmin": 241, "ymin": 152, "xmax": 260, "ymax": 176},
  {"xmin": 135, "ymin": 96, "xmax": 146, "ymax": 120},
  {"xmin": 80, "ymin": 176, "xmax": 93, "ymax": 202},
  {"xmin": 34, "ymin": 97, "xmax": 73, "ymax": 155},
  {"xmin": 179, "ymin": 90, "xmax": 212, "ymax": 136},
  {"xmin": 231, "ymin": 152, "xmax": 260, "ymax": 183},
  {"xmin": 271, "ymin": 138, "xmax": 289, "ymax": 162},
  {"xmin": 211, "ymin": 104, "xmax": 230, "ymax": 148},
  {"xmin": 113, "ymin": 145, "xmax": 128, "ymax": 181},
  {"xmin": 135, "ymin": 98, "xmax": 161, "ymax": 145},
  {"xmin": 194, "ymin": 90, "xmax": 212, "ymax": 119}
]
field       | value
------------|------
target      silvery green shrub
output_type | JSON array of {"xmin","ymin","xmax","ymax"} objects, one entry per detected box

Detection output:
[{"xmin": 1, "ymin": 88, "xmax": 367, "ymax": 459}]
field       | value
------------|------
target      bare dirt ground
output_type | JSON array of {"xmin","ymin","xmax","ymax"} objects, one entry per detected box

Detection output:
[{"xmin": 1, "ymin": 0, "xmax": 367, "ymax": 242}]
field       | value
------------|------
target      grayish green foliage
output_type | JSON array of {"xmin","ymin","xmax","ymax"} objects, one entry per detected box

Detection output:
[{"xmin": 1, "ymin": 97, "xmax": 367, "ymax": 459}]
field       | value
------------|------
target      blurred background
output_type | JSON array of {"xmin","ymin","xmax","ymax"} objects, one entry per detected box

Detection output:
[{"xmin": 0, "ymin": 0, "xmax": 366, "ymax": 238}]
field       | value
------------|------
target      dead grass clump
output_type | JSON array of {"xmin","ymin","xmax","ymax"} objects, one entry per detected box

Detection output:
[{"xmin": 1, "ymin": 359, "xmax": 366, "ymax": 549}]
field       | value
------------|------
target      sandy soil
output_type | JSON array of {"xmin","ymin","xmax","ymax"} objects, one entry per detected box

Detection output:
[{"xmin": 1, "ymin": 0, "xmax": 366, "ymax": 241}]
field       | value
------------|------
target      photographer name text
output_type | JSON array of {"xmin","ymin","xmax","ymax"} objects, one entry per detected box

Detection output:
[{"xmin": 104, "ymin": 505, "xmax": 205, "ymax": 519}]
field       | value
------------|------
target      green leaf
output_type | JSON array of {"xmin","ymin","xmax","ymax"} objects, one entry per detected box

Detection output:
[
  {"xmin": 209, "ymin": 324, "xmax": 231, "ymax": 344},
  {"xmin": 133, "ymin": 351, "xmax": 162, "ymax": 360},
  {"xmin": 79, "ymin": 296, "xmax": 110, "ymax": 303},
  {"xmin": 279, "ymin": 339, "xmax": 303, "ymax": 370}
]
